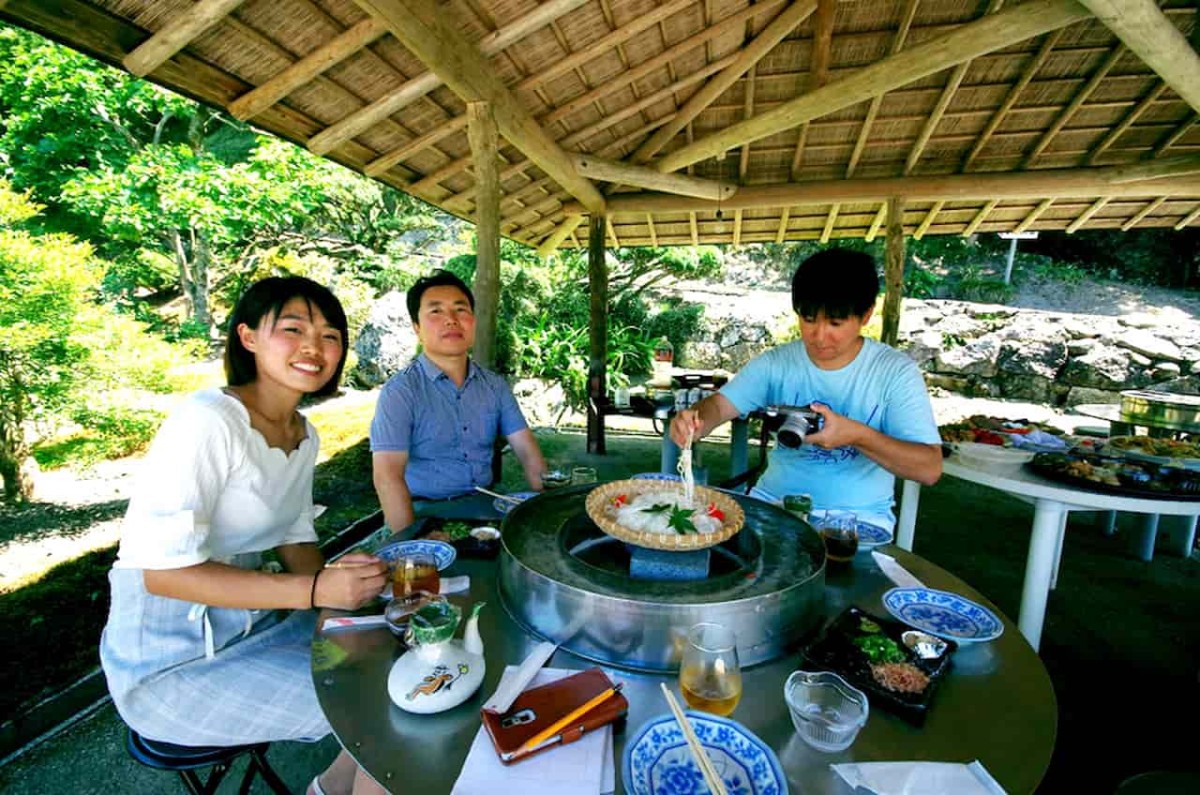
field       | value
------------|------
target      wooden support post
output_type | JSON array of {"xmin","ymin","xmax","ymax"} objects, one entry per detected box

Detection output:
[
  {"xmin": 467, "ymin": 102, "xmax": 499, "ymax": 369},
  {"xmin": 587, "ymin": 214, "xmax": 608, "ymax": 455},
  {"xmin": 882, "ymin": 197, "xmax": 906, "ymax": 348}
]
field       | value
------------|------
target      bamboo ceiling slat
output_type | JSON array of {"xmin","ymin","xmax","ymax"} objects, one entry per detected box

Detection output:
[{"xmin": 3, "ymin": 0, "xmax": 1198, "ymax": 245}]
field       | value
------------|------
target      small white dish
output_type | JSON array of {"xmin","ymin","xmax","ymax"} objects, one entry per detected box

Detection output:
[
  {"xmin": 882, "ymin": 587, "xmax": 1004, "ymax": 643},
  {"xmin": 854, "ymin": 521, "xmax": 893, "ymax": 550}
]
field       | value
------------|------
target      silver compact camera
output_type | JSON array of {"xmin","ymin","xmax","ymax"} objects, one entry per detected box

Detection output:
[{"xmin": 767, "ymin": 405, "xmax": 823, "ymax": 448}]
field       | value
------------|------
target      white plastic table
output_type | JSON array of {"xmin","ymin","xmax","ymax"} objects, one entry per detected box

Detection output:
[{"xmin": 895, "ymin": 458, "xmax": 1200, "ymax": 651}]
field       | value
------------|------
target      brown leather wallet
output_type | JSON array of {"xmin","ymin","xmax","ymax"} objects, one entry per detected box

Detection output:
[{"xmin": 481, "ymin": 667, "xmax": 628, "ymax": 764}]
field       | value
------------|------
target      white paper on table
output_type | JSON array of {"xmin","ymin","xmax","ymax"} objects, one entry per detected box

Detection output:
[
  {"xmin": 832, "ymin": 760, "xmax": 1008, "ymax": 795},
  {"xmin": 452, "ymin": 667, "xmax": 615, "ymax": 795},
  {"xmin": 482, "ymin": 641, "xmax": 558, "ymax": 713},
  {"xmin": 872, "ymin": 551, "xmax": 926, "ymax": 589}
]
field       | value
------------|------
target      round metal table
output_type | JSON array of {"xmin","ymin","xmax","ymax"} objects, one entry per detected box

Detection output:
[{"xmin": 313, "ymin": 531, "xmax": 1055, "ymax": 794}]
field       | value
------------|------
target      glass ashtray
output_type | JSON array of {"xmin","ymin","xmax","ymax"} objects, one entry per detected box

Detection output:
[{"xmin": 785, "ymin": 670, "xmax": 869, "ymax": 752}]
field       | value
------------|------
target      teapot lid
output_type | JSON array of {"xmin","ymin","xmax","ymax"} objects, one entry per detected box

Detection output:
[{"xmin": 407, "ymin": 600, "xmax": 461, "ymax": 645}]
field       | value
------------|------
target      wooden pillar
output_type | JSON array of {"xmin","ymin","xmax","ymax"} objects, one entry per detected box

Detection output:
[
  {"xmin": 881, "ymin": 196, "xmax": 906, "ymax": 347},
  {"xmin": 467, "ymin": 101, "xmax": 500, "ymax": 369},
  {"xmin": 586, "ymin": 213, "xmax": 607, "ymax": 455}
]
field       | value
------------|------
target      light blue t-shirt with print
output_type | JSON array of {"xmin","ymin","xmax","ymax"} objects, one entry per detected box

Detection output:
[{"xmin": 721, "ymin": 338, "xmax": 939, "ymax": 527}]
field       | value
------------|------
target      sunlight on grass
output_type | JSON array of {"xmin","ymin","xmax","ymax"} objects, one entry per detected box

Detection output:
[
  {"xmin": 306, "ymin": 395, "xmax": 376, "ymax": 462},
  {"xmin": 166, "ymin": 358, "xmax": 225, "ymax": 393}
]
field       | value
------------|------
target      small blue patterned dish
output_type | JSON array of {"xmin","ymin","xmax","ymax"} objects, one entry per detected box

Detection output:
[
  {"xmin": 854, "ymin": 521, "xmax": 893, "ymax": 550},
  {"xmin": 494, "ymin": 491, "xmax": 538, "ymax": 516},
  {"xmin": 623, "ymin": 711, "xmax": 788, "ymax": 795},
  {"xmin": 631, "ymin": 472, "xmax": 683, "ymax": 481},
  {"xmin": 882, "ymin": 587, "xmax": 1003, "ymax": 644},
  {"xmin": 373, "ymin": 539, "xmax": 456, "ymax": 571}
]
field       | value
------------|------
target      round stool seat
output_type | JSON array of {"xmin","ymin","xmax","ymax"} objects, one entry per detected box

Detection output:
[
  {"xmin": 1117, "ymin": 771, "xmax": 1200, "ymax": 794},
  {"xmin": 127, "ymin": 730, "xmax": 269, "ymax": 770}
]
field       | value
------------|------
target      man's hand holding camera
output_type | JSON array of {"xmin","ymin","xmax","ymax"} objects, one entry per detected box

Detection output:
[{"xmin": 803, "ymin": 402, "xmax": 862, "ymax": 450}]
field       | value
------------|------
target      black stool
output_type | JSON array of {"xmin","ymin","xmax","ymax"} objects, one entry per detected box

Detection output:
[{"xmin": 126, "ymin": 729, "xmax": 291, "ymax": 795}]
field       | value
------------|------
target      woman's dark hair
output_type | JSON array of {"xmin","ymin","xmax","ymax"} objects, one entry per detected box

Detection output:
[
  {"xmin": 224, "ymin": 276, "xmax": 350, "ymax": 398},
  {"xmin": 406, "ymin": 269, "xmax": 475, "ymax": 323},
  {"xmin": 791, "ymin": 248, "xmax": 880, "ymax": 320}
]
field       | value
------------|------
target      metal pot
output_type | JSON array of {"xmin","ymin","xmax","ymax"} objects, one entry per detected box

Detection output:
[{"xmin": 1119, "ymin": 390, "xmax": 1200, "ymax": 434}]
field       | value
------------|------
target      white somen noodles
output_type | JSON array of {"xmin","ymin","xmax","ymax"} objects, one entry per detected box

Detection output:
[{"xmin": 678, "ymin": 426, "xmax": 695, "ymax": 505}]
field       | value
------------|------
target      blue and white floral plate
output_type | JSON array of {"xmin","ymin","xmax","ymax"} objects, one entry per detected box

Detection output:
[
  {"xmin": 494, "ymin": 491, "xmax": 538, "ymax": 516},
  {"xmin": 623, "ymin": 711, "xmax": 788, "ymax": 795},
  {"xmin": 882, "ymin": 587, "xmax": 1003, "ymax": 643},
  {"xmin": 854, "ymin": 521, "xmax": 893, "ymax": 550},
  {"xmin": 373, "ymin": 539, "xmax": 456, "ymax": 571}
]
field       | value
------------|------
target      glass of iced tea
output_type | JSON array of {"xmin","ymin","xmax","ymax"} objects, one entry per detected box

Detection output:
[
  {"xmin": 815, "ymin": 510, "xmax": 859, "ymax": 564},
  {"xmin": 393, "ymin": 552, "xmax": 440, "ymax": 598},
  {"xmin": 679, "ymin": 622, "xmax": 742, "ymax": 717}
]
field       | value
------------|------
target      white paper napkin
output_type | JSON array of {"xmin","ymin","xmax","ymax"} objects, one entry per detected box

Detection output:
[
  {"xmin": 452, "ymin": 667, "xmax": 615, "ymax": 795},
  {"xmin": 872, "ymin": 551, "xmax": 926, "ymax": 589},
  {"xmin": 482, "ymin": 641, "xmax": 558, "ymax": 713},
  {"xmin": 832, "ymin": 760, "xmax": 1007, "ymax": 795}
]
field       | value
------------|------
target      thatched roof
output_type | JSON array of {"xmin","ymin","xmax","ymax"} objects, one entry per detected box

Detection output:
[{"xmin": 4, "ymin": 0, "xmax": 1198, "ymax": 251}]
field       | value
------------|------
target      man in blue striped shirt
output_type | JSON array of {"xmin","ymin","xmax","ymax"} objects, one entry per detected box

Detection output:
[{"xmin": 370, "ymin": 271, "xmax": 547, "ymax": 530}]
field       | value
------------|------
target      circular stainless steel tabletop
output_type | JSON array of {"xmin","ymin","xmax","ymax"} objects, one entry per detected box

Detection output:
[{"xmin": 313, "ymin": 543, "xmax": 1056, "ymax": 794}]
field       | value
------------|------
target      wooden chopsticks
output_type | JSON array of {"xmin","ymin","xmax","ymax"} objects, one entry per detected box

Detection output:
[
  {"xmin": 473, "ymin": 486, "xmax": 523, "ymax": 504},
  {"xmin": 659, "ymin": 683, "xmax": 727, "ymax": 795}
]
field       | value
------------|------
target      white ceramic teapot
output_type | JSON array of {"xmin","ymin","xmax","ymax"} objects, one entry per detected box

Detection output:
[{"xmin": 387, "ymin": 600, "xmax": 485, "ymax": 714}]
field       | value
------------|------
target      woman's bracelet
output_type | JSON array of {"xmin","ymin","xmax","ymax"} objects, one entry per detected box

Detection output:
[{"xmin": 310, "ymin": 569, "xmax": 322, "ymax": 610}]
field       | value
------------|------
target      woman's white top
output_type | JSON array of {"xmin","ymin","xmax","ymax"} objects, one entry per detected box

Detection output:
[
  {"xmin": 115, "ymin": 388, "xmax": 319, "ymax": 570},
  {"xmin": 101, "ymin": 388, "xmax": 321, "ymax": 696}
]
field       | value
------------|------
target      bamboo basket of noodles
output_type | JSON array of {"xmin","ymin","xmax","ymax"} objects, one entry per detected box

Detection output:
[{"xmin": 584, "ymin": 479, "xmax": 745, "ymax": 551}]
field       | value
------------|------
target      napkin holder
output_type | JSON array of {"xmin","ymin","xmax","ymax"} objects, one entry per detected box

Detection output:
[{"xmin": 482, "ymin": 667, "xmax": 627, "ymax": 765}]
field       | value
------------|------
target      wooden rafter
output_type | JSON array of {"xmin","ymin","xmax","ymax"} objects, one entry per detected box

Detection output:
[
  {"xmin": 1014, "ymin": 198, "xmax": 1054, "ymax": 233},
  {"xmin": 846, "ymin": 0, "xmax": 918, "ymax": 178},
  {"xmin": 353, "ymin": 0, "xmax": 605, "ymax": 213},
  {"xmin": 689, "ymin": 213, "xmax": 699, "ymax": 246},
  {"xmin": 1078, "ymin": 0, "xmax": 1200, "ymax": 114},
  {"xmin": 733, "ymin": 209, "xmax": 743, "ymax": 246},
  {"xmin": 739, "ymin": 65, "xmax": 757, "ymax": 181},
  {"xmin": 915, "ymin": 200, "xmax": 944, "ymax": 239},
  {"xmin": 646, "ymin": 214, "xmax": 658, "ymax": 246},
  {"xmin": 1176, "ymin": 204, "xmax": 1200, "ymax": 230},
  {"xmin": 571, "ymin": 154, "xmax": 736, "ymax": 200},
  {"xmin": 963, "ymin": 28, "xmax": 1065, "ymax": 172},
  {"xmin": 561, "ymin": 158, "xmax": 1200, "ymax": 215},
  {"xmin": 365, "ymin": 117, "xmax": 468, "ymax": 177},
  {"xmin": 124, "ymin": 0, "xmax": 245, "ymax": 76},
  {"xmin": 865, "ymin": 204, "xmax": 887, "ymax": 241},
  {"xmin": 962, "ymin": 199, "xmax": 999, "ymax": 236},
  {"xmin": 790, "ymin": 0, "xmax": 836, "ymax": 179},
  {"xmin": 1023, "ymin": 44, "xmax": 1125, "ymax": 168},
  {"xmin": 1153, "ymin": 113, "xmax": 1197, "ymax": 157},
  {"xmin": 658, "ymin": 0, "xmax": 1092, "ymax": 174},
  {"xmin": 1067, "ymin": 197, "xmax": 1109, "ymax": 232},
  {"xmin": 819, "ymin": 205, "xmax": 837, "ymax": 243},
  {"xmin": 632, "ymin": 0, "xmax": 818, "ymax": 163},
  {"xmin": 1087, "ymin": 82, "xmax": 1167, "ymax": 165},
  {"xmin": 229, "ymin": 17, "xmax": 387, "ymax": 120},
  {"xmin": 776, "ymin": 209, "xmax": 791, "ymax": 242},
  {"xmin": 308, "ymin": 0, "xmax": 588, "ymax": 155},
  {"xmin": 1121, "ymin": 196, "xmax": 1166, "ymax": 230}
]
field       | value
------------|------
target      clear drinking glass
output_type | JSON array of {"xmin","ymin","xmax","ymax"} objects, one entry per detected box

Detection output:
[
  {"xmin": 679, "ymin": 622, "xmax": 742, "ymax": 717},
  {"xmin": 815, "ymin": 510, "xmax": 859, "ymax": 564},
  {"xmin": 393, "ymin": 552, "xmax": 440, "ymax": 598},
  {"xmin": 571, "ymin": 466, "xmax": 597, "ymax": 485}
]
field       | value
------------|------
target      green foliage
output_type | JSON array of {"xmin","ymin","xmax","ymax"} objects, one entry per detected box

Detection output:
[{"xmin": 33, "ymin": 406, "xmax": 164, "ymax": 470}]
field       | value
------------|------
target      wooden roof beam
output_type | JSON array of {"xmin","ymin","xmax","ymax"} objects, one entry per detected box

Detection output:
[
  {"xmin": 776, "ymin": 209, "xmax": 791, "ymax": 243},
  {"xmin": 1121, "ymin": 196, "xmax": 1166, "ymax": 230},
  {"xmin": 539, "ymin": 1, "xmax": 785, "ymax": 129},
  {"xmin": 962, "ymin": 199, "xmax": 1000, "ymax": 236},
  {"xmin": 1077, "ymin": 0, "xmax": 1200, "ymax": 115},
  {"xmin": 963, "ymin": 28, "xmax": 1065, "ymax": 172},
  {"xmin": 864, "ymin": 204, "xmax": 887, "ymax": 242},
  {"xmin": 353, "ymin": 0, "xmax": 604, "ymax": 214},
  {"xmin": 124, "ymin": 0, "xmax": 245, "ymax": 77},
  {"xmin": 229, "ymin": 17, "xmax": 388, "ymax": 121},
  {"xmin": 1066, "ymin": 197, "xmax": 1109, "ymax": 232},
  {"xmin": 914, "ymin": 200, "xmax": 944, "ymax": 239},
  {"xmin": 365, "ymin": 117, "xmax": 468, "ymax": 178},
  {"xmin": 1023, "ymin": 43, "xmax": 1124, "ymax": 168},
  {"xmin": 561, "ymin": 158, "xmax": 1200, "ymax": 214},
  {"xmin": 846, "ymin": 0, "xmax": 919, "ymax": 179},
  {"xmin": 311, "ymin": 0, "xmax": 589, "ymax": 155},
  {"xmin": 572, "ymin": 154, "xmax": 736, "ymax": 201},
  {"xmin": 733, "ymin": 209, "xmax": 744, "ymax": 247},
  {"xmin": 632, "ymin": 0, "xmax": 819, "ymax": 163},
  {"xmin": 820, "ymin": 205, "xmax": 837, "ymax": 243},
  {"xmin": 519, "ymin": 0, "xmax": 695, "ymax": 93},
  {"xmin": 1153, "ymin": 114, "xmax": 1197, "ymax": 157},
  {"xmin": 740, "ymin": 65, "xmax": 757, "ymax": 182},
  {"xmin": 789, "ymin": 0, "xmax": 837, "ymax": 179},
  {"xmin": 1014, "ymin": 198, "xmax": 1053, "ymax": 233},
  {"xmin": 1176, "ymin": 204, "xmax": 1200, "ymax": 230},
  {"xmin": 1087, "ymin": 83, "xmax": 1167, "ymax": 165},
  {"xmin": 658, "ymin": 0, "xmax": 1093, "ymax": 174}
]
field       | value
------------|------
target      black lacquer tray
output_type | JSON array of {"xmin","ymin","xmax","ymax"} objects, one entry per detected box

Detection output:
[
  {"xmin": 1027, "ymin": 452, "xmax": 1200, "ymax": 501},
  {"xmin": 802, "ymin": 606, "xmax": 956, "ymax": 726}
]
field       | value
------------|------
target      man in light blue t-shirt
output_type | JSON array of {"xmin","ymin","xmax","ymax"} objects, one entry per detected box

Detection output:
[{"xmin": 670, "ymin": 249, "xmax": 942, "ymax": 529}]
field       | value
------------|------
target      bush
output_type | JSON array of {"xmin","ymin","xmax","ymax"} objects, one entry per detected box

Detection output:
[{"xmin": 33, "ymin": 406, "xmax": 164, "ymax": 470}]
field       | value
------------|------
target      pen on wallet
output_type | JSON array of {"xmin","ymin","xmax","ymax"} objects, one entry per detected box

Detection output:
[{"xmin": 516, "ymin": 682, "xmax": 624, "ymax": 754}]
